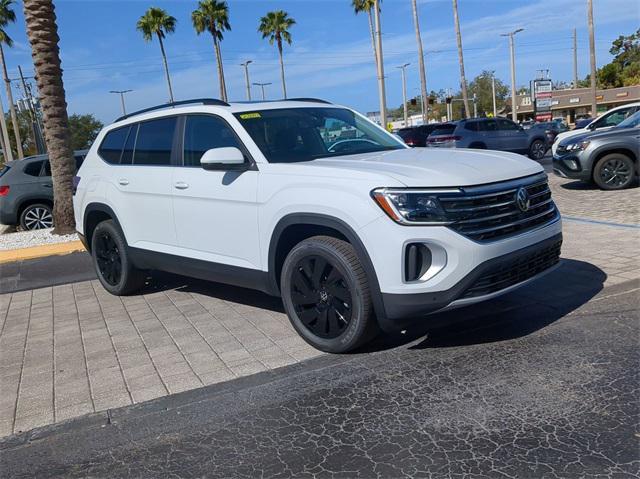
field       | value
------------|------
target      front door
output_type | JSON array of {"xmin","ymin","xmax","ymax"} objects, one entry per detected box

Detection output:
[
  {"xmin": 497, "ymin": 118, "xmax": 528, "ymax": 152},
  {"xmin": 171, "ymin": 114, "xmax": 261, "ymax": 270}
]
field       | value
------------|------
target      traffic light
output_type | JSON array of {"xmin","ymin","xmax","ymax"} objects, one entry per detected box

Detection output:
[
  {"xmin": 445, "ymin": 97, "xmax": 452, "ymax": 104},
  {"xmin": 428, "ymin": 97, "xmax": 435, "ymax": 105},
  {"xmin": 410, "ymin": 98, "xmax": 417, "ymax": 106}
]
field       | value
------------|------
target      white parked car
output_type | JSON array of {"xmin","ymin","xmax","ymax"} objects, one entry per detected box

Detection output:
[
  {"xmin": 74, "ymin": 98, "xmax": 562, "ymax": 353},
  {"xmin": 552, "ymin": 102, "xmax": 640, "ymax": 155}
]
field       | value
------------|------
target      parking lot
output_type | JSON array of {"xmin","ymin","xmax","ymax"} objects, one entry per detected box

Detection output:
[{"xmin": 0, "ymin": 174, "xmax": 639, "ymax": 477}]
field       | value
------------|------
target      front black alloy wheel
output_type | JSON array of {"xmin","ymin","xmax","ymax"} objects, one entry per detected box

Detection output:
[
  {"xmin": 290, "ymin": 255, "xmax": 353, "ymax": 339},
  {"xmin": 281, "ymin": 236, "xmax": 378, "ymax": 353},
  {"xmin": 91, "ymin": 220, "xmax": 145, "ymax": 295}
]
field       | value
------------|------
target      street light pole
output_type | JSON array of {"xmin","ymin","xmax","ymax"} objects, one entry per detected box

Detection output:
[
  {"xmin": 587, "ymin": 0, "xmax": 597, "ymax": 116},
  {"xmin": 397, "ymin": 63, "xmax": 410, "ymax": 127},
  {"xmin": 373, "ymin": 0, "xmax": 387, "ymax": 129},
  {"xmin": 491, "ymin": 74, "xmax": 497, "ymax": 117},
  {"xmin": 240, "ymin": 61, "xmax": 253, "ymax": 101},
  {"xmin": 573, "ymin": 28, "xmax": 578, "ymax": 88},
  {"xmin": 501, "ymin": 28, "xmax": 524, "ymax": 122},
  {"xmin": 253, "ymin": 82, "xmax": 271, "ymax": 101},
  {"xmin": 109, "ymin": 90, "xmax": 133, "ymax": 116}
]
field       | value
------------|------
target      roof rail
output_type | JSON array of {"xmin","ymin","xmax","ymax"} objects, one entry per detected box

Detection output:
[
  {"xmin": 115, "ymin": 98, "xmax": 230, "ymax": 122},
  {"xmin": 285, "ymin": 97, "xmax": 332, "ymax": 104}
]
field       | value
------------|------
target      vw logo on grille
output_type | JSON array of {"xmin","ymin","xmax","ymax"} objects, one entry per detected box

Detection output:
[{"xmin": 515, "ymin": 187, "xmax": 530, "ymax": 212}]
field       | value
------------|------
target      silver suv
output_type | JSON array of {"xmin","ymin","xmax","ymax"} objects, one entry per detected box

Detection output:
[{"xmin": 426, "ymin": 117, "xmax": 548, "ymax": 160}]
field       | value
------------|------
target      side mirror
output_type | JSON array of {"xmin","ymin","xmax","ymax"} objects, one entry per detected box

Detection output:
[
  {"xmin": 200, "ymin": 147, "xmax": 248, "ymax": 171},
  {"xmin": 587, "ymin": 123, "xmax": 597, "ymax": 130}
]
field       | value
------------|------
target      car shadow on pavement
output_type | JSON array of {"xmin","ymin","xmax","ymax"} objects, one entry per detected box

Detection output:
[{"xmin": 362, "ymin": 259, "xmax": 606, "ymax": 352}]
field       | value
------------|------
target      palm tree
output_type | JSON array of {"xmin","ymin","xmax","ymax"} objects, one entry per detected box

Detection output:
[
  {"xmin": 352, "ymin": 0, "xmax": 378, "ymax": 71},
  {"xmin": 137, "ymin": 7, "xmax": 176, "ymax": 103},
  {"xmin": 192, "ymin": 0, "xmax": 230, "ymax": 102},
  {"xmin": 258, "ymin": 10, "xmax": 295, "ymax": 99},
  {"xmin": 452, "ymin": 0, "xmax": 470, "ymax": 118},
  {"xmin": 22, "ymin": 0, "xmax": 75, "ymax": 234},
  {"xmin": 0, "ymin": 0, "xmax": 23, "ymax": 159}
]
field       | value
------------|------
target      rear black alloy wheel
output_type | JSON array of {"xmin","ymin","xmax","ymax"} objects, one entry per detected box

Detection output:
[
  {"xmin": 20, "ymin": 204, "xmax": 53, "ymax": 230},
  {"xmin": 290, "ymin": 255, "xmax": 353, "ymax": 339},
  {"xmin": 594, "ymin": 154, "xmax": 634, "ymax": 190},
  {"xmin": 281, "ymin": 236, "xmax": 378, "ymax": 353},
  {"xmin": 91, "ymin": 220, "xmax": 145, "ymax": 295},
  {"xmin": 529, "ymin": 139, "xmax": 546, "ymax": 160},
  {"xmin": 95, "ymin": 230, "xmax": 122, "ymax": 286}
]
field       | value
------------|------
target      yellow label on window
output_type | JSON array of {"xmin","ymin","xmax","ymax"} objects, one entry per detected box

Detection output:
[{"xmin": 240, "ymin": 112, "xmax": 261, "ymax": 119}]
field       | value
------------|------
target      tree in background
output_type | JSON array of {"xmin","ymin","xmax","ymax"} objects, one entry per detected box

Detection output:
[
  {"xmin": 5, "ymin": 110, "xmax": 36, "ymax": 157},
  {"xmin": 137, "ymin": 7, "xmax": 177, "ymax": 103},
  {"xmin": 351, "ymin": 0, "xmax": 378, "ymax": 73},
  {"xmin": 578, "ymin": 30, "xmax": 640, "ymax": 89},
  {"xmin": 68, "ymin": 113, "xmax": 103, "ymax": 150},
  {"xmin": 0, "ymin": 0, "xmax": 23, "ymax": 159},
  {"xmin": 469, "ymin": 71, "xmax": 509, "ymax": 117},
  {"xmin": 258, "ymin": 10, "xmax": 295, "ymax": 99},
  {"xmin": 23, "ymin": 0, "xmax": 75, "ymax": 234},
  {"xmin": 192, "ymin": 0, "xmax": 230, "ymax": 102}
]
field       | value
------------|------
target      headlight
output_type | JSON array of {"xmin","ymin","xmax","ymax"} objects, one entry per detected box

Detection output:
[
  {"xmin": 371, "ymin": 188, "xmax": 455, "ymax": 225},
  {"xmin": 565, "ymin": 140, "xmax": 590, "ymax": 151}
]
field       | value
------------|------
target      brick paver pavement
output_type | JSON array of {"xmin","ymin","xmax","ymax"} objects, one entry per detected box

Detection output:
[{"xmin": 0, "ymin": 180, "xmax": 638, "ymax": 437}]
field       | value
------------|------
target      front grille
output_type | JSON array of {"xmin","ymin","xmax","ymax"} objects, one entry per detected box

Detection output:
[
  {"xmin": 461, "ymin": 239, "xmax": 562, "ymax": 299},
  {"xmin": 440, "ymin": 174, "xmax": 558, "ymax": 242}
]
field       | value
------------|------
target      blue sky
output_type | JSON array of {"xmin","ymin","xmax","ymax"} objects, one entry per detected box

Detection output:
[{"xmin": 3, "ymin": 0, "xmax": 638, "ymax": 123}]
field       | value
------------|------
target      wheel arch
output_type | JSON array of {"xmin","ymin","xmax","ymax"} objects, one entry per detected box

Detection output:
[
  {"xmin": 83, "ymin": 203, "xmax": 126, "ymax": 252},
  {"xmin": 268, "ymin": 213, "xmax": 386, "ymax": 321}
]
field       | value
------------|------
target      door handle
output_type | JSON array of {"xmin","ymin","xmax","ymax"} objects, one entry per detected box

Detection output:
[
  {"xmin": 118, "ymin": 179, "xmax": 129, "ymax": 186},
  {"xmin": 174, "ymin": 181, "xmax": 189, "ymax": 190},
  {"xmin": 43, "ymin": 183, "xmax": 52, "ymax": 188}
]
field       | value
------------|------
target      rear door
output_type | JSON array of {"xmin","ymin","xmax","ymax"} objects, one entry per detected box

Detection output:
[
  {"xmin": 497, "ymin": 118, "xmax": 528, "ymax": 152},
  {"xmin": 171, "ymin": 114, "xmax": 260, "ymax": 270},
  {"xmin": 478, "ymin": 119, "xmax": 501, "ymax": 149},
  {"xmin": 102, "ymin": 117, "xmax": 178, "ymax": 250}
]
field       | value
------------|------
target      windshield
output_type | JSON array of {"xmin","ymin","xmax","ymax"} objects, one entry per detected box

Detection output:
[
  {"xmin": 234, "ymin": 107, "xmax": 405, "ymax": 163},
  {"xmin": 615, "ymin": 110, "xmax": 640, "ymax": 129}
]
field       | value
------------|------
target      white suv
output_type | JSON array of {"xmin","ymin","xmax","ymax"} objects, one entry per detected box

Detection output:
[{"xmin": 74, "ymin": 98, "xmax": 562, "ymax": 353}]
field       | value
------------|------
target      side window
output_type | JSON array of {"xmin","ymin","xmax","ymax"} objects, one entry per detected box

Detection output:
[
  {"xmin": 183, "ymin": 115, "xmax": 243, "ymax": 167},
  {"xmin": 43, "ymin": 156, "xmax": 85, "ymax": 177},
  {"xmin": 133, "ymin": 117, "xmax": 177, "ymax": 166},
  {"xmin": 600, "ymin": 109, "xmax": 630, "ymax": 127},
  {"xmin": 120, "ymin": 125, "xmax": 137, "ymax": 165},
  {"xmin": 464, "ymin": 121, "xmax": 478, "ymax": 132},
  {"xmin": 23, "ymin": 160, "xmax": 43, "ymax": 177},
  {"xmin": 98, "ymin": 126, "xmax": 129, "ymax": 164},
  {"xmin": 75, "ymin": 155, "xmax": 85, "ymax": 171},
  {"xmin": 497, "ymin": 119, "xmax": 518, "ymax": 130},
  {"xmin": 479, "ymin": 120, "xmax": 497, "ymax": 132}
]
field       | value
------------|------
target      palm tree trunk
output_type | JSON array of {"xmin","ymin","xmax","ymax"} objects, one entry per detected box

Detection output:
[
  {"xmin": 452, "ymin": 0, "xmax": 470, "ymax": 118},
  {"xmin": 213, "ymin": 38, "xmax": 227, "ymax": 102},
  {"xmin": 157, "ymin": 33, "xmax": 174, "ymax": 103},
  {"xmin": 0, "ymin": 44, "xmax": 24, "ymax": 159},
  {"xmin": 367, "ymin": 9, "xmax": 378, "ymax": 70},
  {"xmin": 411, "ymin": 0, "xmax": 428, "ymax": 123},
  {"xmin": 277, "ymin": 39, "xmax": 287, "ymax": 99},
  {"xmin": 23, "ymin": 0, "xmax": 75, "ymax": 234}
]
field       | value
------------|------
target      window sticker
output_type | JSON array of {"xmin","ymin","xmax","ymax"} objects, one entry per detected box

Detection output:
[{"xmin": 239, "ymin": 112, "xmax": 262, "ymax": 120}]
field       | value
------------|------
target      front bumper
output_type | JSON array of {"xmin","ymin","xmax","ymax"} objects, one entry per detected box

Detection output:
[{"xmin": 552, "ymin": 153, "xmax": 591, "ymax": 181}]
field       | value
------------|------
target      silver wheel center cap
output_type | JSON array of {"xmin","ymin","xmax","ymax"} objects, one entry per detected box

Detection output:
[{"xmin": 319, "ymin": 290, "xmax": 329, "ymax": 302}]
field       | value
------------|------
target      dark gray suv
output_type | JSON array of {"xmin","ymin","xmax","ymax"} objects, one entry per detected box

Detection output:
[
  {"xmin": 426, "ymin": 117, "xmax": 548, "ymax": 160},
  {"xmin": 553, "ymin": 111, "xmax": 639, "ymax": 190},
  {"xmin": 0, "ymin": 151, "xmax": 87, "ymax": 230}
]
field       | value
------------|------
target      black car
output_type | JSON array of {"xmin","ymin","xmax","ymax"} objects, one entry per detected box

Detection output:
[
  {"xmin": 397, "ymin": 123, "xmax": 443, "ymax": 147},
  {"xmin": 0, "ymin": 151, "xmax": 87, "ymax": 230},
  {"xmin": 573, "ymin": 118, "xmax": 592, "ymax": 130},
  {"xmin": 528, "ymin": 120, "xmax": 569, "ymax": 145}
]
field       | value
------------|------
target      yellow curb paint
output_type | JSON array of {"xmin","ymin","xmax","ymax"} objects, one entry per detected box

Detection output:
[{"xmin": 0, "ymin": 241, "xmax": 86, "ymax": 264}]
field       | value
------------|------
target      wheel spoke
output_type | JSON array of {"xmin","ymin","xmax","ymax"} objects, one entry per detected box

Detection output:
[
  {"xmin": 311, "ymin": 257, "xmax": 327, "ymax": 288},
  {"xmin": 298, "ymin": 308, "xmax": 318, "ymax": 326},
  {"xmin": 291, "ymin": 291, "xmax": 318, "ymax": 306},
  {"xmin": 293, "ymin": 269, "xmax": 314, "ymax": 296}
]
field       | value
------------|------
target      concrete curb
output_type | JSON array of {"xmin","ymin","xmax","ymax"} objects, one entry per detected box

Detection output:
[{"xmin": 0, "ymin": 240, "xmax": 86, "ymax": 264}]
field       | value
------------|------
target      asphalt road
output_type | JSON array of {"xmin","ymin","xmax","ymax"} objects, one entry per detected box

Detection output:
[{"xmin": 1, "ymin": 261, "xmax": 638, "ymax": 478}]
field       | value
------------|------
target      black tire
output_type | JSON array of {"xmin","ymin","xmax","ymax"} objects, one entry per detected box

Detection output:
[
  {"xmin": 19, "ymin": 203, "xmax": 53, "ymax": 230},
  {"xmin": 592, "ymin": 153, "xmax": 635, "ymax": 190},
  {"xmin": 280, "ymin": 235, "xmax": 378, "ymax": 353},
  {"xmin": 91, "ymin": 220, "xmax": 146, "ymax": 295},
  {"xmin": 528, "ymin": 139, "xmax": 546, "ymax": 160}
]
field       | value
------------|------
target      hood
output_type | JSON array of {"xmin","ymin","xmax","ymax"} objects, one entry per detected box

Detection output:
[
  {"xmin": 306, "ymin": 147, "xmax": 543, "ymax": 187},
  {"xmin": 580, "ymin": 125, "xmax": 639, "ymax": 142}
]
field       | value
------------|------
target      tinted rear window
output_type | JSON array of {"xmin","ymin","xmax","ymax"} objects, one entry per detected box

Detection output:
[
  {"xmin": 133, "ymin": 117, "xmax": 176, "ymax": 166},
  {"xmin": 0, "ymin": 164, "xmax": 10, "ymax": 177},
  {"xmin": 23, "ymin": 160, "xmax": 43, "ymax": 176},
  {"xmin": 430, "ymin": 125, "xmax": 456, "ymax": 136},
  {"xmin": 99, "ymin": 126, "xmax": 129, "ymax": 164}
]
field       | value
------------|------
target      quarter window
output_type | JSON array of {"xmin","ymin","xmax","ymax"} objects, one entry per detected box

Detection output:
[
  {"xmin": 23, "ymin": 160, "xmax": 43, "ymax": 177},
  {"xmin": 98, "ymin": 126, "xmax": 129, "ymax": 164},
  {"xmin": 133, "ymin": 117, "xmax": 177, "ymax": 166},
  {"xmin": 183, "ymin": 115, "xmax": 243, "ymax": 166}
]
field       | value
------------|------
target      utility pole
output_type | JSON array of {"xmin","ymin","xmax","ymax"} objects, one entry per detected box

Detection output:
[
  {"xmin": 0, "ymin": 93, "xmax": 12, "ymax": 162},
  {"xmin": 373, "ymin": 0, "xmax": 387, "ymax": 129},
  {"xmin": 573, "ymin": 28, "xmax": 578, "ymax": 88},
  {"xmin": 491, "ymin": 73, "xmax": 497, "ymax": 117},
  {"xmin": 253, "ymin": 82, "xmax": 271, "ymax": 101},
  {"xmin": 411, "ymin": 0, "xmax": 428, "ymax": 124},
  {"xmin": 501, "ymin": 28, "xmax": 524, "ymax": 122},
  {"xmin": 109, "ymin": 90, "xmax": 133, "ymax": 116},
  {"xmin": 240, "ymin": 60, "xmax": 253, "ymax": 101},
  {"xmin": 0, "ymin": 49, "xmax": 23, "ymax": 159},
  {"xmin": 587, "ymin": 0, "xmax": 597, "ymax": 116},
  {"xmin": 19, "ymin": 66, "xmax": 45, "ymax": 154},
  {"xmin": 452, "ymin": 0, "xmax": 470, "ymax": 118},
  {"xmin": 397, "ymin": 63, "xmax": 410, "ymax": 127}
]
